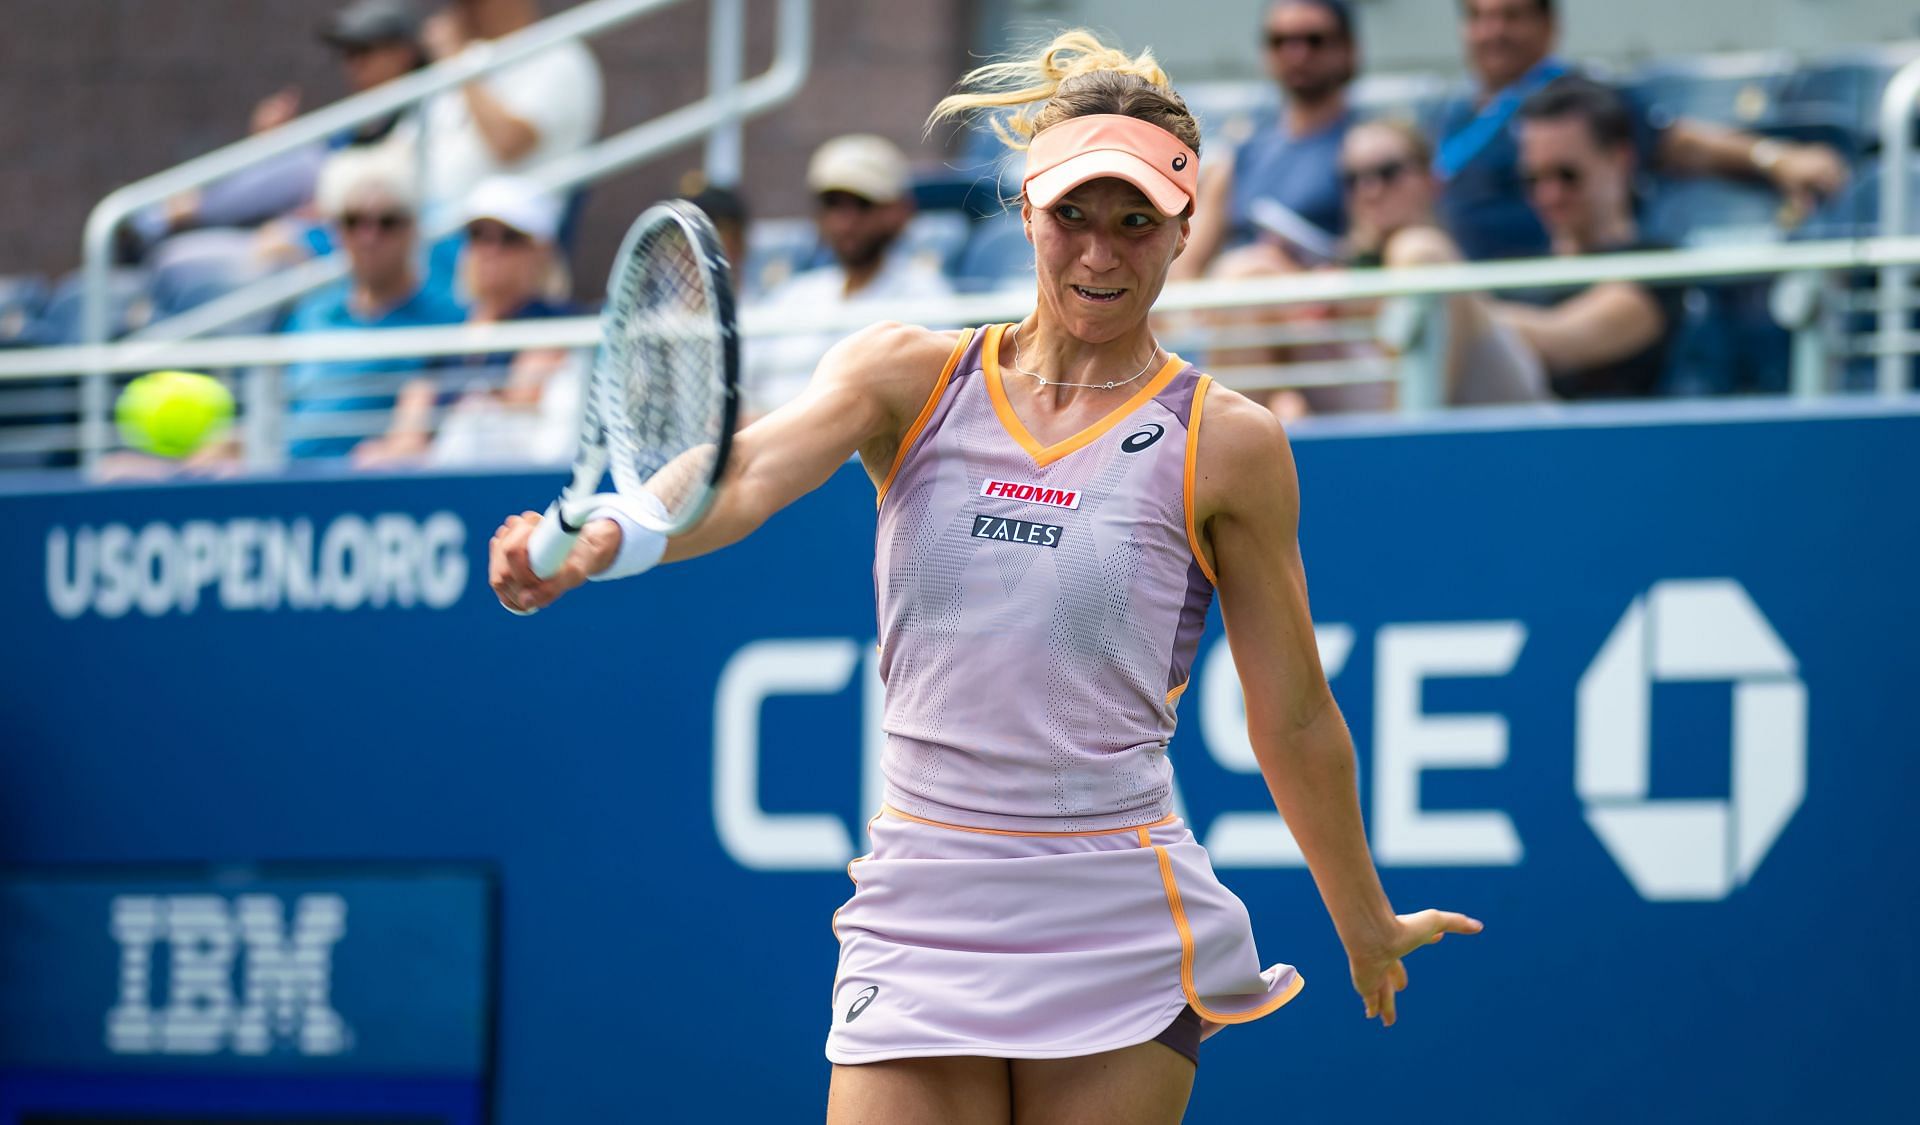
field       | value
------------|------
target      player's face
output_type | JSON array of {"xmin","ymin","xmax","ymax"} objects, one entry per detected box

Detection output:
[
  {"xmin": 1262, "ymin": 2, "xmax": 1354, "ymax": 104},
  {"xmin": 1340, "ymin": 125, "xmax": 1433, "ymax": 238},
  {"xmin": 1519, "ymin": 116, "xmax": 1633, "ymax": 247},
  {"xmin": 1024, "ymin": 178, "xmax": 1190, "ymax": 345},
  {"xmin": 1463, "ymin": 0, "xmax": 1555, "ymax": 91}
]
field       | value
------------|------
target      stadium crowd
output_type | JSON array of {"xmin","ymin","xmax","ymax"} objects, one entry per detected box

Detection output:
[{"xmin": 3, "ymin": 0, "xmax": 1913, "ymax": 471}]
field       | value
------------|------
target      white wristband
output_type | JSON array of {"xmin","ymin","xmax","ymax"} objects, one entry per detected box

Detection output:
[{"xmin": 588, "ymin": 492, "xmax": 670, "ymax": 582}]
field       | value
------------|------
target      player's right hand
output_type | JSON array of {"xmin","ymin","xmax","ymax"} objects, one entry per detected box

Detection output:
[{"xmin": 489, "ymin": 510, "xmax": 616, "ymax": 615}]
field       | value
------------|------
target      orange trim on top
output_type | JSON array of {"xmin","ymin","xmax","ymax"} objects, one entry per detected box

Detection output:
[
  {"xmin": 1183, "ymin": 374, "xmax": 1218, "ymax": 586},
  {"xmin": 881, "ymin": 803, "xmax": 1177, "ymax": 838},
  {"xmin": 983, "ymin": 323, "xmax": 1187, "ymax": 468},
  {"xmin": 1147, "ymin": 838, "xmax": 1306, "ymax": 1024},
  {"xmin": 1165, "ymin": 680, "xmax": 1190, "ymax": 707},
  {"xmin": 876, "ymin": 328, "xmax": 975, "ymax": 509}
]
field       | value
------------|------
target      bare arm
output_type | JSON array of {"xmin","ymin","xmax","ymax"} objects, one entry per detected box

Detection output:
[
  {"xmin": 489, "ymin": 322, "xmax": 958, "ymax": 609},
  {"xmin": 1658, "ymin": 120, "xmax": 1848, "ymax": 220},
  {"xmin": 1490, "ymin": 281, "xmax": 1663, "ymax": 374},
  {"xmin": 1195, "ymin": 387, "xmax": 1481, "ymax": 1025},
  {"xmin": 460, "ymin": 82, "xmax": 540, "ymax": 165},
  {"xmin": 1170, "ymin": 157, "xmax": 1235, "ymax": 281}
]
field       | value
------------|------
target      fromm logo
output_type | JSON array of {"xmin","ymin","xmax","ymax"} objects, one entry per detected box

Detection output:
[{"xmin": 980, "ymin": 479, "xmax": 1082, "ymax": 510}]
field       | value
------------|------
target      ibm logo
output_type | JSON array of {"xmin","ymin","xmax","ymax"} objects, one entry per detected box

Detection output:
[{"xmin": 105, "ymin": 893, "xmax": 351, "ymax": 1056}]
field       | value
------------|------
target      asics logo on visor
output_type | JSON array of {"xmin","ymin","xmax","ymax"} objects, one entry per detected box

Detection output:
[
  {"xmin": 846, "ymin": 985, "xmax": 879, "ymax": 1022},
  {"xmin": 1172, "ymin": 154, "xmax": 1188, "ymax": 171}
]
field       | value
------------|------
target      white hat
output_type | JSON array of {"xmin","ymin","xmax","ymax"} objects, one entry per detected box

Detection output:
[
  {"xmin": 316, "ymin": 146, "xmax": 419, "ymax": 218},
  {"xmin": 806, "ymin": 134, "xmax": 911, "ymax": 204},
  {"xmin": 463, "ymin": 175, "xmax": 563, "ymax": 244}
]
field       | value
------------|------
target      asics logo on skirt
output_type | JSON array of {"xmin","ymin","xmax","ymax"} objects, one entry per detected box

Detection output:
[{"xmin": 846, "ymin": 985, "xmax": 879, "ymax": 1023}]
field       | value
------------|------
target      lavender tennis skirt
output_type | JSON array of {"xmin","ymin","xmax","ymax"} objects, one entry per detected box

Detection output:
[{"xmin": 825, "ymin": 806, "xmax": 1303, "ymax": 1064}]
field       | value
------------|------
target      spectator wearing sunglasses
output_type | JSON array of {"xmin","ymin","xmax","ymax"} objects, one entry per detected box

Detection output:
[
  {"xmin": 1176, "ymin": 0, "xmax": 1358, "ymax": 280},
  {"xmin": 278, "ymin": 148, "xmax": 463, "ymax": 459},
  {"xmin": 743, "ymin": 134, "xmax": 952, "ymax": 418},
  {"xmin": 1435, "ymin": 0, "xmax": 1846, "ymax": 262},
  {"xmin": 1389, "ymin": 78, "xmax": 1683, "ymax": 403},
  {"xmin": 1328, "ymin": 120, "xmax": 1546, "ymax": 409},
  {"xmin": 357, "ymin": 175, "xmax": 586, "ymax": 465}
]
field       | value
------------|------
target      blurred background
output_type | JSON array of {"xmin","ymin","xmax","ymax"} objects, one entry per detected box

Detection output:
[{"xmin": 1, "ymin": 0, "xmax": 1915, "ymax": 1121}]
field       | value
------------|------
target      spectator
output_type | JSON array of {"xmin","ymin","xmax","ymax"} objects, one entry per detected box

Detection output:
[
  {"xmin": 417, "ymin": 0, "xmax": 604, "ymax": 217},
  {"xmin": 132, "ymin": 0, "xmax": 426, "ymax": 250},
  {"xmin": 357, "ymin": 175, "xmax": 585, "ymax": 465},
  {"xmin": 278, "ymin": 148, "xmax": 463, "ymax": 460},
  {"xmin": 1333, "ymin": 118, "xmax": 1546, "ymax": 407},
  {"xmin": 743, "ymin": 134, "xmax": 952, "ymax": 417},
  {"xmin": 682, "ymin": 181, "xmax": 752, "ymax": 290},
  {"xmin": 1404, "ymin": 78, "xmax": 1686, "ymax": 402},
  {"xmin": 1435, "ymin": 0, "xmax": 1848, "ymax": 261},
  {"xmin": 1176, "ymin": 0, "xmax": 1358, "ymax": 280}
]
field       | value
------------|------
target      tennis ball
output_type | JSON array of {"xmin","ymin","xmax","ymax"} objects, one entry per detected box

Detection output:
[{"xmin": 115, "ymin": 370, "xmax": 234, "ymax": 458}]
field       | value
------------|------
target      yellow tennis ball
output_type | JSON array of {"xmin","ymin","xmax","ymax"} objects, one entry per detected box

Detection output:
[{"xmin": 116, "ymin": 370, "xmax": 234, "ymax": 458}]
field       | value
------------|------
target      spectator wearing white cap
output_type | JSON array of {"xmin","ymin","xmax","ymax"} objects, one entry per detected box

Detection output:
[
  {"xmin": 277, "ymin": 147, "xmax": 464, "ymax": 460},
  {"xmin": 744, "ymin": 134, "xmax": 953, "ymax": 418},
  {"xmin": 356, "ymin": 175, "xmax": 586, "ymax": 466}
]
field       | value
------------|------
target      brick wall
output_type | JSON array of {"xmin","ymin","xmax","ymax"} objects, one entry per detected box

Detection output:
[{"xmin": 0, "ymin": 0, "xmax": 976, "ymax": 296}]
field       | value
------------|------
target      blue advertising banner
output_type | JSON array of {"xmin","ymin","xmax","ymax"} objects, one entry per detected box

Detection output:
[{"xmin": 0, "ymin": 400, "xmax": 1915, "ymax": 1123}]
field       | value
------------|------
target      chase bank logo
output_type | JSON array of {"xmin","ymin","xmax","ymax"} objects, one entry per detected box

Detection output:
[
  {"xmin": 106, "ymin": 893, "xmax": 350, "ymax": 1056},
  {"xmin": 1578, "ymin": 580, "xmax": 1806, "ymax": 902}
]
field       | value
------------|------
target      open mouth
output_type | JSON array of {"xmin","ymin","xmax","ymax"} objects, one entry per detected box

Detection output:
[{"xmin": 1072, "ymin": 285, "xmax": 1126, "ymax": 303}]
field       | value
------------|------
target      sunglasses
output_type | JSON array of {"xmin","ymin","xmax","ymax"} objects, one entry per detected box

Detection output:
[
  {"xmin": 817, "ymin": 191, "xmax": 878, "ymax": 213},
  {"xmin": 465, "ymin": 221, "xmax": 533, "ymax": 247},
  {"xmin": 1340, "ymin": 159, "xmax": 1411, "ymax": 193},
  {"xmin": 1522, "ymin": 164, "xmax": 1584, "ymax": 192},
  {"xmin": 340, "ymin": 211, "xmax": 411, "ymax": 233},
  {"xmin": 1265, "ymin": 30, "xmax": 1335, "ymax": 50}
]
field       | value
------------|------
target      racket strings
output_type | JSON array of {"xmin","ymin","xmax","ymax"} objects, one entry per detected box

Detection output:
[{"xmin": 601, "ymin": 216, "xmax": 729, "ymax": 522}]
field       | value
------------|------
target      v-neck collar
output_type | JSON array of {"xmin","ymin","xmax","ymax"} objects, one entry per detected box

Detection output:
[{"xmin": 982, "ymin": 322, "xmax": 1185, "ymax": 468}]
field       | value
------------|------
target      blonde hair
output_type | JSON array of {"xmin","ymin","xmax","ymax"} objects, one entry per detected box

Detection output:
[{"xmin": 927, "ymin": 30, "xmax": 1200, "ymax": 155}]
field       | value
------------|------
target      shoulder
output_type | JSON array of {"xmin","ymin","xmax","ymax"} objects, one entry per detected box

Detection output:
[
  {"xmin": 1192, "ymin": 382, "xmax": 1300, "ymax": 521},
  {"xmin": 402, "ymin": 287, "xmax": 466, "ymax": 325},
  {"xmin": 811, "ymin": 322, "xmax": 971, "ymax": 448}
]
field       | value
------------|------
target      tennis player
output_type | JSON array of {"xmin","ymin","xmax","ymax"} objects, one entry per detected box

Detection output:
[{"xmin": 490, "ymin": 31, "xmax": 1481, "ymax": 1123}]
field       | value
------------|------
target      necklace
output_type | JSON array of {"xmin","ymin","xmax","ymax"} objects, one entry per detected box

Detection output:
[{"xmin": 1006, "ymin": 324, "xmax": 1161, "ymax": 391}]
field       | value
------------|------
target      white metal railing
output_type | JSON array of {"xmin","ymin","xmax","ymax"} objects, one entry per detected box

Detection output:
[
  {"xmin": 7, "ymin": 234, "xmax": 1920, "ymax": 469},
  {"xmin": 1877, "ymin": 55, "xmax": 1920, "ymax": 393},
  {"xmin": 75, "ymin": 0, "xmax": 812, "ymax": 466}
]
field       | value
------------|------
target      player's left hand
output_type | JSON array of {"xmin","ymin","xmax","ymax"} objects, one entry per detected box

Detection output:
[{"xmin": 1346, "ymin": 909, "xmax": 1483, "ymax": 1028}]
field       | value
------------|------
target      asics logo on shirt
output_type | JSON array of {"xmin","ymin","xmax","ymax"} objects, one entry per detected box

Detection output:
[
  {"xmin": 1122, "ymin": 424, "xmax": 1166, "ymax": 453},
  {"xmin": 846, "ymin": 985, "xmax": 879, "ymax": 1022}
]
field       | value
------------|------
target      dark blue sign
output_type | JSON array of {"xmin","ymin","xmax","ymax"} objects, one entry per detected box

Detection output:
[{"xmin": 1, "ymin": 399, "xmax": 1914, "ymax": 1123}]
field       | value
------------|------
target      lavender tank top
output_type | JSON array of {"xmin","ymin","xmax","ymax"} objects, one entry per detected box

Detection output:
[{"xmin": 874, "ymin": 323, "xmax": 1218, "ymax": 831}]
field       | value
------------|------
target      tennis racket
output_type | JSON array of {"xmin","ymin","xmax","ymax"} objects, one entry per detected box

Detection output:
[{"xmin": 512, "ymin": 200, "xmax": 739, "ymax": 605}]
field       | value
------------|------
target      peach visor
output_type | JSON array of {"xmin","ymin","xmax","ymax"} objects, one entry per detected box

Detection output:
[{"xmin": 1022, "ymin": 114, "xmax": 1199, "ymax": 217}]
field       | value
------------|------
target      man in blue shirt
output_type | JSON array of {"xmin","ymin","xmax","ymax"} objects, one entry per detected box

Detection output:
[
  {"xmin": 279, "ymin": 148, "xmax": 463, "ymax": 459},
  {"xmin": 1177, "ymin": 0, "xmax": 1358, "ymax": 279},
  {"xmin": 1434, "ymin": 0, "xmax": 1848, "ymax": 260}
]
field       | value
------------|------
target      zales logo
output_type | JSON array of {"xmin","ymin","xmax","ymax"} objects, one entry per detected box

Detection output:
[
  {"xmin": 106, "ymin": 894, "xmax": 351, "ymax": 1056},
  {"xmin": 980, "ymin": 479, "xmax": 1081, "ymax": 510}
]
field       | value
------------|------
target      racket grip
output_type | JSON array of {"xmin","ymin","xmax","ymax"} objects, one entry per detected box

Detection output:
[{"xmin": 528, "ymin": 503, "xmax": 580, "ymax": 580}]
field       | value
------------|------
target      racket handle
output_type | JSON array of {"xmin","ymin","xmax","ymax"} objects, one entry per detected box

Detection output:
[{"xmin": 528, "ymin": 502, "xmax": 580, "ymax": 580}]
